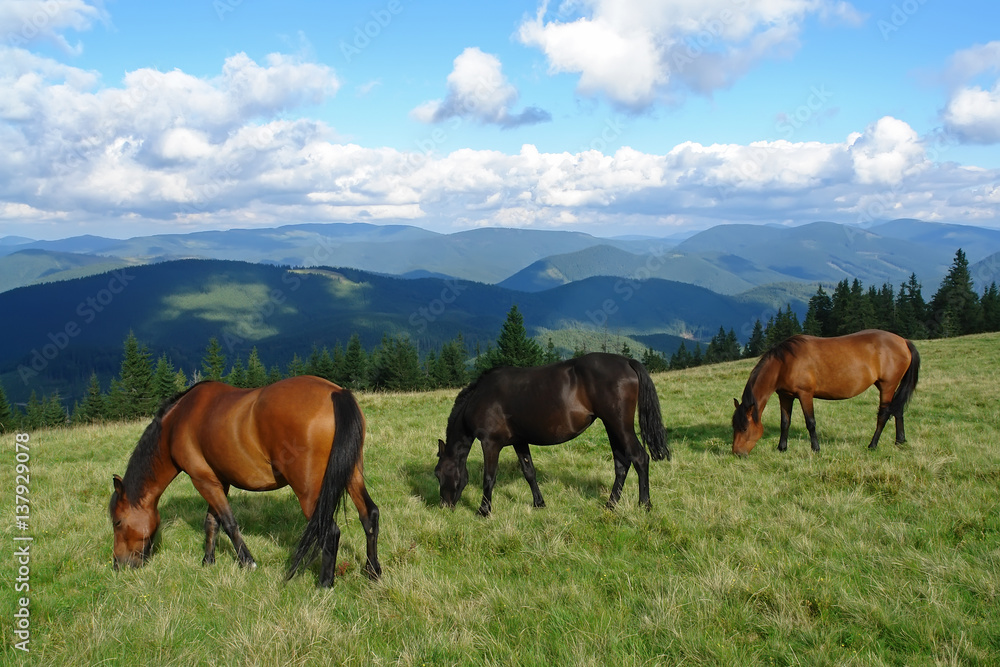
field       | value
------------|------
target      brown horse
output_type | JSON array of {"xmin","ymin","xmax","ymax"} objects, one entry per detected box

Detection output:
[
  {"xmin": 731, "ymin": 330, "xmax": 920, "ymax": 455},
  {"xmin": 109, "ymin": 375, "xmax": 381, "ymax": 587},
  {"xmin": 436, "ymin": 353, "xmax": 670, "ymax": 515}
]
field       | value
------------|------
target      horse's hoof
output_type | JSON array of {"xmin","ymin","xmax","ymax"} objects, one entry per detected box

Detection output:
[
  {"xmin": 365, "ymin": 563, "xmax": 382, "ymax": 580},
  {"xmin": 202, "ymin": 556, "xmax": 215, "ymax": 566}
]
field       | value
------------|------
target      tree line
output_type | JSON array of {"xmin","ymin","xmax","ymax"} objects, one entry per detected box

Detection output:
[{"xmin": 2, "ymin": 249, "xmax": 997, "ymax": 431}]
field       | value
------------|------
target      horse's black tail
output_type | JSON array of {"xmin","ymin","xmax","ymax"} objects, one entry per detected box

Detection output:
[
  {"xmin": 286, "ymin": 389, "xmax": 364, "ymax": 580},
  {"xmin": 629, "ymin": 359, "xmax": 671, "ymax": 462},
  {"xmin": 889, "ymin": 340, "xmax": 920, "ymax": 417}
]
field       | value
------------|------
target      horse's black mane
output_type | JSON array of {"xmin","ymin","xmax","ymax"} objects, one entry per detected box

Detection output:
[
  {"xmin": 111, "ymin": 382, "xmax": 210, "ymax": 510},
  {"xmin": 732, "ymin": 335, "xmax": 805, "ymax": 431},
  {"xmin": 445, "ymin": 371, "xmax": 495, "ymax": 448}
]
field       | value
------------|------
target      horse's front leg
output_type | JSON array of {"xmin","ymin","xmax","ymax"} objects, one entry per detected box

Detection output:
[
  {"xmin": 777, "ymin": 393, "xmax": 794, "ymax": 452},
  {"xmin": 478, "ymin": 442, "xmax": 501, "ymax": 516},
  {"xmin": 513, "ymin": 442, "xmax": 545, "ymax": 509},
  {"xmin": 191, "ymin": 476, "xmax": 256, "ymax": 569},
  {"xmin": 202, "ymin": 484, "xmax": 230, "ymax": 566},
  {"xmin": 799, "ymin": 394, "xmax": 820, "ymax": 452}
]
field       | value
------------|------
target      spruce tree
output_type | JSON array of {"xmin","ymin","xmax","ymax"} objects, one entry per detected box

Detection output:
[
  {"xmin": 117, "ymin": 331, "xmax": 156, "ymax": 419},
  {"xmin": 670, "ymin": 342, "xmax": 691, "ymax": 370},
  {"xmin": 267, "ymin": 365, "xmax": 284, "ymax": 385},
  {"xmin": 76, "ymin": 372, "xmax": 106, "ymax": 424},
  {"xmin": 929, "ymin": 249, "xmax": 982, "ymax": 337},
  {"xmin": 286, "ymin": 353, "xmax": 307, "ymax": 378},
  {"xmin": 25, "ymin": 392, "xmax": 44, "ymax": 430},
  {"xmin": 484, "ymin": 304, "xmax": 544, "ymax": 370},
  {"xmin": 227, "ymin": 357, "xmax": 247, "ymax": 388},
  {"xmin": 308, "ymin": 346, "xmax": 336, "ymax": 382},
  {"xmin": 246, "ymin": 347, "xmax": 268, "ymax": 388},
  {"xmin": 201, "ymin": 337, "xmax": 227, "ymax": 382},
  {"xmin": 371, "ymin": 334, "xmax": 424, "ymax": 391},
  {"xmin": 543, "ymin": 338, "xmax": 561, "ymax": 365},
  {"xmin": 981, "ymin": 282, "xmax": 1000, "ymax": 332},
  {"xmin": 803, "ymin": 285, "xmax": 833, "ymax": 336},
  {"xmin": 44, "ymin": 392, "xmax": 67, "ymax": 428},
  {"xmin": 153, "ymin": 354, "xmax": 179, "ymax": 404},
  {"xmin": 436, "ymin": 335, "xmax": 469, "ymax": 387},
  {"xmin": 744, "ymin": 320, "xmax": 765, "ymax": 358},
  {"xmin": 342, "ymin": 334, "xmax": 369, "ymax": 389},
  {"xmin": 0, "ymin": 381, "xmax": 13, "ymax": 433},
  {"xmin": 640, "ymin": 347, "xmax": 668, "ymax": 373}
]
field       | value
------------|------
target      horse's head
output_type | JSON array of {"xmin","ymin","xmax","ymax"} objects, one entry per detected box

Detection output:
[
  {"xmin": 435, "ymin": 439, "xmax": 468, "ymax": 508},
  {"xmin": 109, "ymin": 475, "xmax": 159, "ymax": 570},
  {"xmin": 731, "ymin": 397, "xmax": 763, "ymax": 456}
]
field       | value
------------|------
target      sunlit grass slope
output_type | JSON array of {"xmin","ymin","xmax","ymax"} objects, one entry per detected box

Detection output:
[{"xmin": 2, "ymin": 334, "xmax": 998, "ymax": 665}]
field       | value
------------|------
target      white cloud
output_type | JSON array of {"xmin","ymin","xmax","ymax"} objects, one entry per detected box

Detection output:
[
  {"xmin": 0, "ymin": 0, "xmax": 107, "ymax": 54},
  {"xmin": 518, "ymin": 0, "xmax": 862, "ymax": 109},
  {"xmin": 941, "ymin": 42, "xmax": 1000, "ymax": 145},
  {"xmin": 0, "ymin": 48, "xmax": 997, "ymax": 238},
  {"xmin": 412, "ymin": 47, "xmax": 551, "ymax": 128}
]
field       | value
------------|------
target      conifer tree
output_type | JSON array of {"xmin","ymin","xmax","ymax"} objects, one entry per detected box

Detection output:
[
  {"xmin": 342, "ymin": 334, "xmax": 369, "ymax": 389},
  {"xmin": 267, "ymin": 365, "xmax": 284, "ymax": 384},
  {"xmin": 153, "ymin": 354, "xmax": 180, "ymax": 404},
  {"xmin": 75, "ymin": 372, "xmax": 106, "ymax": 424},
  {"xmin": 641, "ymin": 347, "xmax": 668, "ymax": 373},
  {"xmin": 670, "ymin": 342, "xmax": 691, "ymax": 370},
  {"xmin": 117, "ymin": 331, "xmax": 156, "ymax": 419},
  {"xmin": 286, "ymin": 353, "xmax": 307, "ymax": 378},
  {"xmin": 480, "ymin": 304, "xmax": 544, "ymax": 371},
  {"xmin": 246, "ymin": 347, "xmax": 268, "ymax": 388},
  {"xmin": 981, "ymin": 282, "xmax": 1000, "ymax": 332},
  {"xmin": 0, "ymin": 381, "xmax": 13, "ymax": 433},
  {"xmin": 803, "ymin": 285, "xmax": 833, "ymax": 336},
  {"xmin": 744, "ymin": 320, "xmax": 765, "ymax": 358},
  {"xmin": 929, "ymin": 248, "xmax": 982, "ymax": 337},
  {"xmin": 227, "ymin": 357, "xmax": 247, "ymax": 388},
  {"xmin": 308, "ymin": 346, "xmax": 336, "ymax": 382},
  {"xmin": 435, "ymin": 335, "xmax": 470, "ymax": 387},
  {"xmin": 202, "ymin": 337, "xmax": 227, "ymax": 382},
  {"xmin": 25, "ymin": 391, "xmax": 43, "ymax": 430},
  {"xmin": 371, "ymin": 334, "xmax": 424, "ymax": 391},
  {"xmin": 44, "ymin": 392, "xmax": 67, "ymax": 427},
  {"xmin": 543, "ymin": 337, "xmax": 561, "ymax": 365}
]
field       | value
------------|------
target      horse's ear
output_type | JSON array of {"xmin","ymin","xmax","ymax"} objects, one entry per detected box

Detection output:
[
  {"xmin": 113, "ymin": 474, "xmax": 124, "ymax": 495},
  {"xmin": 733, "ymin": 397, "xmax": 740, "ymax": 410},
  {"xmin": 437, "ymin": 439, "xmax": 445, "ymax": 457}
]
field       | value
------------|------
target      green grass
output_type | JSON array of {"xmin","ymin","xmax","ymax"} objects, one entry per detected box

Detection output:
[{"xmin": 3, "ymin": 335, "xmax": 999, "ymax": 665}]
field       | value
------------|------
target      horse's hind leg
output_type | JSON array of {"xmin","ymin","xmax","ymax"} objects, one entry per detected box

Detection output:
[
  {"xmin": 348, "ymin": 465, "xmax": 381, "ymax": 579},
  {"xmin": 607, "ymin": 424, "xmax": 650, "ymax": 510},
  {"xmin": 894, "ymin": 411, "xmax": 906, "ymax": 444},
  {"xmin": 513, "ymin": 442, "xmax": 545, "ymax": 508},
  {"xmin": 318, "ymin": 521, "xmax": 342, "ymax": 588},
  {"xmin": 202, "ymin": 484, "xmax": 230, "ymax": 566},
  {"xmin": 868, "ymin": 384, "xmax": 895, "ymax": 450},
  {"xmin": 190, "ymin": 476, "xmax": 256, "ymax": 569}
]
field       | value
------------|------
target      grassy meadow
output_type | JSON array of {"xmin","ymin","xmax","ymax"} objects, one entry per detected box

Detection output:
[{"xmin": 3, "ymin": 334, "xmax": 999, "ymax": 665}]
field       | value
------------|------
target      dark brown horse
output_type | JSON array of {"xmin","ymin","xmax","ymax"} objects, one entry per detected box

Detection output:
[
  {"xmin": 436, "ymin": 353, "xmax": 670, "ymax": 515},
  {"xmin": 731, "ymin": 329, "xmax": 920, "ymax": 455},
  {"xmin": 109, "ymin": 375, "xmax": 381, "ymax": 587}
]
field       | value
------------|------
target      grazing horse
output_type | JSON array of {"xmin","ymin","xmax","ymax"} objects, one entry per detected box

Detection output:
[
  {"xmin": 731, "ymin": 330, "xmax": 920, "ymax": 456},
  {"xmin": 109, "ymin": 376, "xmax": 381, "ymax": 587},
  {"xmin": 436, "ymin": 353, "xmax": 670, "ymax": 515}
]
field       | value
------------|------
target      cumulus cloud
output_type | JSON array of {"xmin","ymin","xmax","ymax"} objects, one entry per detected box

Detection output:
[
  {"xmin": 941, "ymin": 42, "xmax": 1000, "ymax": 144},
  {"xmin": 0, "ymin": 0, "xmax": 108, "ymax": 54},
  {"xmin": 1, "ymin": 48, "xmax": 997, "ymax": 238},
  {"xmin": 412, "ymin": 47, "xmax": 551, "ymax": 128},
  {"xmin": 518, "ymin": 0, "xmax": 863, "ymax": 109}
]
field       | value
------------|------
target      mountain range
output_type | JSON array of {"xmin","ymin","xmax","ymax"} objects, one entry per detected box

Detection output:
[{"xmin": 2, "ymin": 217, "xmax": 998, "ymax": 405}]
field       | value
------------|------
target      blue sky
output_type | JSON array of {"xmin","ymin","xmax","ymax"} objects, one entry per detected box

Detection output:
[{"xmin": 1, "ymin": 0, "xmax": 998, "ymax": 240}]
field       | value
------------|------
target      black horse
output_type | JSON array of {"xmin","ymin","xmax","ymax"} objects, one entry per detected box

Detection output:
[{"xmin": 435, "ymin": 353, "xmax": 670, "ymax": 515}]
